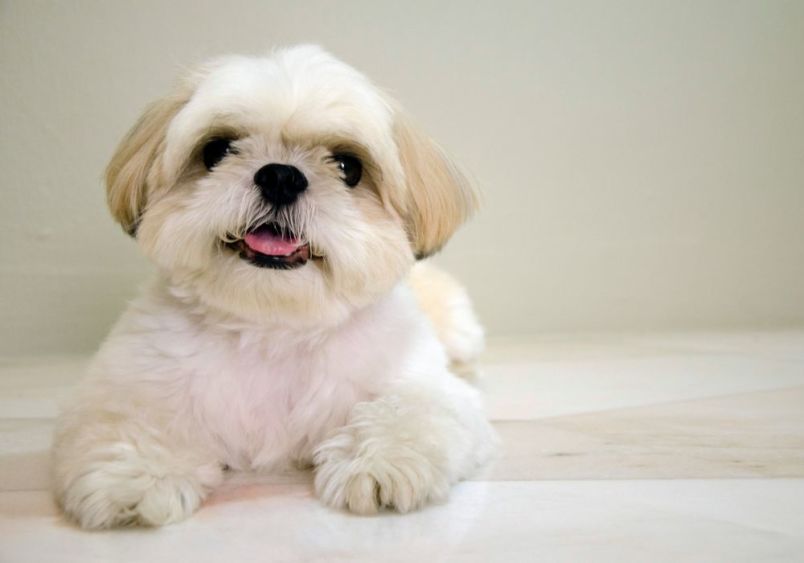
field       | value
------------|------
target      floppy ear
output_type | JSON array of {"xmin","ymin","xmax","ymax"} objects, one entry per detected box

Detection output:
[
  {"xmin": 391, "ymin": 111, "xmax": 479, "ymax": 259},
  {"xmin": 105, "ymin": 94, "xmax": 187, "ymax": 236}
]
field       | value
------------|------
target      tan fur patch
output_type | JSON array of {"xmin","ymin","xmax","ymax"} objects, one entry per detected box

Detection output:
[
  {"xmin": 391, "ymin": 112, "xmax": 478, "ymax": 258},
  {"xmin": 106, "ymin": 92, "xmax": 190, "ymax": 235}
]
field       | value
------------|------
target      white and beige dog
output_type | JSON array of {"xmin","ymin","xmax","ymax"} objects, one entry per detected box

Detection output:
[{"xmin": 52, "ymin": 45, "xmax": 495, "ymax": 529}]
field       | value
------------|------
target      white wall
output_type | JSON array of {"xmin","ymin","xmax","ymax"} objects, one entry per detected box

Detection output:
[{"xmin": 2, "ymin": 0, "xmax": 803, "ymax": 356}]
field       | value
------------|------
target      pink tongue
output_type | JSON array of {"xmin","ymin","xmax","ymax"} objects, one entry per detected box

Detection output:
[{"xmin": 244, "ymin": 230, "xmax": 301, "ymax": 256}]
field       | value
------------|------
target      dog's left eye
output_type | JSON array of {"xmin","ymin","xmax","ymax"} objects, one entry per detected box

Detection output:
[
  {"xmin": 203, "ymin": 138, "xmax": 235, "ymax": 170},
  {"xmin": 330, "ymin": 154, "xmax": 362, "ymax": 187}
]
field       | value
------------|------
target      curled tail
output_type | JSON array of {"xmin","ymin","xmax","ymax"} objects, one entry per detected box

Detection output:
[{"xmin": 408, "ymin": 261, "xmax": 485, "ymax": 377}]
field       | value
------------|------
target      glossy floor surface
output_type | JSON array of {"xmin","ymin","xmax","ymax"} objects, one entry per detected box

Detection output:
[{"xmin": 1, "ymin": 332, "xmax": 803, "ymax": 562}]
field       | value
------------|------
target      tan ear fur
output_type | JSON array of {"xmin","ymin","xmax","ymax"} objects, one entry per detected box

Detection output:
[
  {"xmin": 392, "ymin": 112, "xmax": 479, "ymax": 258},
  {"xmin": 105, "ymin": 94, "xmax": 188, "ymax": 236}
]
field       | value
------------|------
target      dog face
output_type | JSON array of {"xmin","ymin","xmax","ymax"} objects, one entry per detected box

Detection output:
[{"xmin": 106, "ymin": 46, "xmax": 476, "ymax": 326}]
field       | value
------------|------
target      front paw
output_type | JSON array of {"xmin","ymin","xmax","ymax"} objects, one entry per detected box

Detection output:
[
  {"xmin": 55, "ymin": 443, "xmax": 222, "ymax": 529},
  {"xmin": 313, "ymin": 431, "xmax": 451, "ymax": 515}
]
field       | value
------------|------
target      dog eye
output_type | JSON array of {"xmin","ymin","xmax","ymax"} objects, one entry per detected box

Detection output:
[
  {"xmin": 203, "ymin": 138, "xmax": 235, "ymax": 170},
  {"xmin": 330, "ymin": 154, "xmax": 362, "ymax": 187}
]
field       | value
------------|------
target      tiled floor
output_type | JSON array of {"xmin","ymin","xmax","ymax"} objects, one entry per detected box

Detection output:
[{"xmin": 1, "ymin": 331, "xmax": 803, "ymax": 562}]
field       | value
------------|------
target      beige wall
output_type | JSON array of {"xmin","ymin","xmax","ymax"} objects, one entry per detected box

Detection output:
[{"xmin": 2, "ymin": 0, "xmax": 803, "ymax": 356}]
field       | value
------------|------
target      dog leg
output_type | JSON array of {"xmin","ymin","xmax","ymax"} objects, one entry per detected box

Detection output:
[
  {"xmin": 313, "ymin": 374, "xmax": 495, "ymax": 514},
  {"xmin": 52, "ymin": 408, "xmax": 222, "ymax": 529}
]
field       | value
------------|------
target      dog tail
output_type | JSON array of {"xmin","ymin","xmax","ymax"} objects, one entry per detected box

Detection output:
[{"xmin": 408, "ymin": 261, "xmax": 485, "ymax": 378}]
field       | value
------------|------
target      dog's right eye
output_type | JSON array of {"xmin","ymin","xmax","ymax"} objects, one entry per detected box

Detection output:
[{"xmin": 202, "ymin": 138, "xmax": 234, "ymax": 170}]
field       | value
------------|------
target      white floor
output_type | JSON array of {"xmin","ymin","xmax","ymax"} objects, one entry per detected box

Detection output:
[{"xmin": 1, "ymin": 331, "xmax": 803, "ymax": 562}]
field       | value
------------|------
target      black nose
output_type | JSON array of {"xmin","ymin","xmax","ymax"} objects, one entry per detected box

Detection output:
[{"xmin": 253, "ymin": 164, "xmax": 308, "ymax": 206}]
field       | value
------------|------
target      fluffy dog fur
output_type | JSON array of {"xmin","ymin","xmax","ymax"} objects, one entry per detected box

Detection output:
[{"xmin": 51, "ymin": 45, "xmax": 495, "ymax": 529}]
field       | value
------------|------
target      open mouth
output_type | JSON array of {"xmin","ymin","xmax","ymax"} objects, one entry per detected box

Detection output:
[{"xmin": 226, "ymin": 222, "xmax": 313, "ymax": 270}]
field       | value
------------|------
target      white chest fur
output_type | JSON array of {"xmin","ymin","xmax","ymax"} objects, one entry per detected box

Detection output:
[{"xmin": 86, "ymin": 279, "xmax": 445, "ymax": 471}]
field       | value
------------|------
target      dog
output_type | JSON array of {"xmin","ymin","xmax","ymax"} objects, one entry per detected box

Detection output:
[{"xmin": 51, "ymin": 45, "xmax": 496, "ymax": 529}]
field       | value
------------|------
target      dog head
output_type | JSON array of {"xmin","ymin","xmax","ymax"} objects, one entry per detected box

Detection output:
[{"xmin": 106, "ymin": 46, "xmax": 477, "ymax": 326}]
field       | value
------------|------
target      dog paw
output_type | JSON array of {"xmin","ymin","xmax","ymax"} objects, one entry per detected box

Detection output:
[
  {"xmin": 313, "ymin": 432, "xmax": 450, "ymax": 514},
  {"xmin": 55, "ymin": 443, "xmax": 221, "ymax": 529}
]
